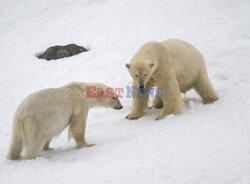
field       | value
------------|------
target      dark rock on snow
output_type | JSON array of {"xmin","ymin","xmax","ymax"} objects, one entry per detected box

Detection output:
[{"xmin": 37, "ymin": 44, "xmax": 88, "ymax": 60}]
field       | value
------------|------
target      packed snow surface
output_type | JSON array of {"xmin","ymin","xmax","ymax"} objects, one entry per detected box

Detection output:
[{"xmin": 0, "ymin": 0, "xmax": 250, "ymax": 183}]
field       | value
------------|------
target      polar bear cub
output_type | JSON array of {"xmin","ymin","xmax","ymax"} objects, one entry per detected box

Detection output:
[
  {"xmin": 126, "ymin": 39, "xmax": 219, "ymax": 120},
  {"xmin": 7, "ymin": 82, "xmax": 123, "ymax": 160}
]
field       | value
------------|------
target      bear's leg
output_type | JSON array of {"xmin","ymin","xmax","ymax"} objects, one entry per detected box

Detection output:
[
  {"xmin": 25, "ymin": 138, "xmax": 47, "ymax": 160},
  {"xmin": 152, "ymin": 98, "xmax": 163, "ymax": 109},
  {"xmin": 194, "ymin": 73, "xmax": 219, "ymax": 104},
  {"xmin": 156, "ymin": 78, "xmax": 182, "ymax": 120},
  {"xmin": 69, "ymin": 113, "xmax": 94, "ymax": 148},
  {"xmin": 7, "ymin": 130, "xmax": 23, "ymax": 160},
  {"xmin": 126, "ymin": 81, "xmax": 154, "ymax": 120},
  {"xmin": 43, "ymin": 139, "xmax": 53, "ymax": 151}
]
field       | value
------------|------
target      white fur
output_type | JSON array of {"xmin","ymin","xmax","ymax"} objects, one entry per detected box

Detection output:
[
  {"xmin": 126, "ymin": 39, "xmax": 219, "ymax": 120},
  {"xmin": 7, "ymin": 82, "xmax": 122, "ymax": 160}
]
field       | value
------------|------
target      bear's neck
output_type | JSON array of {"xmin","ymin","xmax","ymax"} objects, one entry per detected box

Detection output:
[
  {"xmin": 66, "ymin": 83, "xmax": 105, "ymax": 108},
  {"xmin": 85, "ymin": 97, "xmax": 103, "ymax": 108}
]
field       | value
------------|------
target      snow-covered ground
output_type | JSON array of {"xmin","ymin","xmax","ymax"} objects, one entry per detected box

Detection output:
[{"xmin": 0, "ymin": 0, "xmax": 250, "ymax": 183}]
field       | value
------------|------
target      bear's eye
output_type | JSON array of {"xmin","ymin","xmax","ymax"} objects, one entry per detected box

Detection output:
[
  {"xmin": 135, "ymin": 74, "xmax": 138, "ymax": 77},
  {"xmin": 112, "ymin": 97, "xmax": 115, "ymax": 100}
]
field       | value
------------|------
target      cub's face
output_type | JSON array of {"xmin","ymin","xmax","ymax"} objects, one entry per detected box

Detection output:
[
  {"xmin": 126, "ymin": 62, "xmax": 155, "ymax": 90},
  {"xmin": 103, "ymin": 94, "xmax": 123, "ymax": 110},
  {"xmin": 98, "ymin": 88, "xmax": 123, "ymax": 110}
]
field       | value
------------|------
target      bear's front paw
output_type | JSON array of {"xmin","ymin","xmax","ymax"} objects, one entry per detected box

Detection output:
[
  {"xmin": 77, "ymin": 142, "xmax": 95, "ymax": 148},
  {"xmin": 125, "ymin": 112, "xmax": 143, "ymax": 120},
  {"xmin": 155, "ymin": 114, "xmax": 167, "ymax": 120}
]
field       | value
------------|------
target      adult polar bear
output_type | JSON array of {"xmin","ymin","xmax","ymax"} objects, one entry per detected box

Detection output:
[{"xmin": 126, "ymin": 39, "xmax": 219, "ymax": 120}]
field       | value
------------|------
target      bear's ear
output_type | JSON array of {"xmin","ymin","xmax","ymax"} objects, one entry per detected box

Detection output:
[
  {"xmin": 149, "ymin": 63, "xmax": 157, "ymax": 73},
  {"xmin": 125, "ymin": 63, "xmax": 130, "ymax": 69}
]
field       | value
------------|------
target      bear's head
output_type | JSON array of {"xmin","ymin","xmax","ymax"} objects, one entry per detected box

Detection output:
[
  {"xmin": 99, "ymin": 89, "xmax": 123, "ymax": 110},
  {"xmin": 126, "ymin": 62, "xmax": 156, "ymax": 91},
  {"xmin": 88, "ymin": 84, "xmax": 123, "ymax": 110}
]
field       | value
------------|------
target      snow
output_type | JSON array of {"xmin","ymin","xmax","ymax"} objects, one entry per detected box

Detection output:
[{"xmin": 0, "ymin": 0, "xmax": 250, "ymax": 183}]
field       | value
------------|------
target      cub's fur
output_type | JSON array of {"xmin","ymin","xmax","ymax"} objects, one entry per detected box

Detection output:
[{"xmin": 7, "ymin": 82, "xmax": 123, "ymax": 160}]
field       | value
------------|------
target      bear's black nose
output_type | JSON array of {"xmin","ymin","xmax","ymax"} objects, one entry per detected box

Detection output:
[
  {"xmin": 139, "ymin": 85, "xmax": 144, "ymax": 89},
  {"xmin": 115, "ymin": 106, "xmax": 123, "ymax": 110}
]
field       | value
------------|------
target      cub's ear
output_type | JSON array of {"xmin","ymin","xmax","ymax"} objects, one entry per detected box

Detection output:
[
  {"xmin": 125, "ymin": 63, "xmax": 130, "ymax": 69},
  {"xmin": 149, "ymin": 63, "xmax": 154, "ymax": 68}
]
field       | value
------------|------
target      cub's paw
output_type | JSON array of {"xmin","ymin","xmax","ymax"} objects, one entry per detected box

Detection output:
[{"xmin": 125, "ymin": 112, "xmax": 142, "ymax": 120}]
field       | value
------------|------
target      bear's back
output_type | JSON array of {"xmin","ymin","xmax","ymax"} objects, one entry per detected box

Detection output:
[
  {"xmin": 161, "ymin": 39, "xmax": 205, "ymax": 73},
  {"xmin": 161, "ymin": 39, "xmax": 206, "ymax": 92},
  {"xmin": 14, "ymin": 88, "xmax": 74, "ymax": 123}
]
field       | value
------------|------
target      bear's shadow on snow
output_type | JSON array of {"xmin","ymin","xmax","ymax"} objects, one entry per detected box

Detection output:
[
  {"xmin": 14, "ymin": 147, "xmax": 76, "ymax": 161},
  {"xmin": 16, "ymin": 146, "xmax": 96, "ymax": 161},
  {"xmin": 41, "ymin": 147, "xmax": 75, "ymax": 158},
  {"xmin": 40, "ymin": 146, "xmax": 96, "ymax": 161},
  {"xmin": 183, "ymin": 97, "xmax": 202, "ymax": 105},
  {"xmin": 145, "ymin": 97, "xmax": 202, "ymax": 117}
]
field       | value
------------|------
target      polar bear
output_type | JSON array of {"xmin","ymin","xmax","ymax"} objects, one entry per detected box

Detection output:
[
  {"xmin": 125, "ymin": 39, "xmax": 219, "ymax": 120},
  {"xmin": 7, "ymin": 82, "xmax": 123, "ymax": 160}
]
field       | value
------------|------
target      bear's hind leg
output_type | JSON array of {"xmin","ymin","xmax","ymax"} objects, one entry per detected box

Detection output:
[
  {"xmin": 194, "ymin": 73, "xmax": 219, "ymax": 104},
  {"xmin": 7, "ymin": 130, "xmax": 23, "ymax": 160},
  {"xmin": 25, "ymin": 138, "xmax": 46, "ymax": 160}
]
